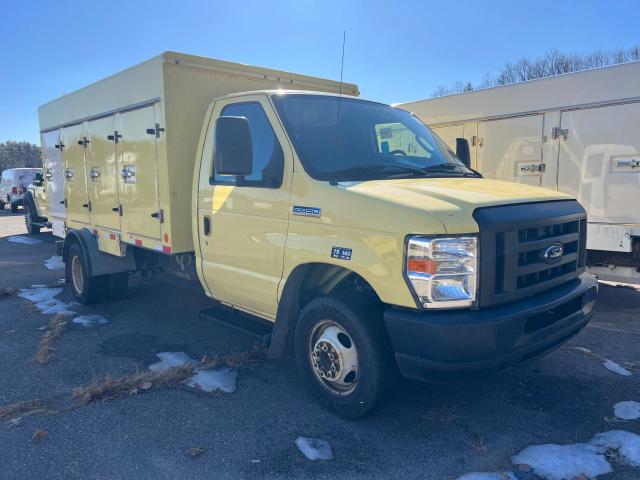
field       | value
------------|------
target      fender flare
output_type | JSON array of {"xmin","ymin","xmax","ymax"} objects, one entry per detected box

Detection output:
[
  {"xmin": 269, "ymin": 264, "xmax": 312, "ymax": 359},
  {"xmin": 63, "ymin": 229, "xmax": 136, "ymax": 277}
]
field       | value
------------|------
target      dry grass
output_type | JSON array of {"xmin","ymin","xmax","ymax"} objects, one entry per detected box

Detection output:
[
  {"xmin": 72, "ymin": 343, "xmax": 267, "ymax": 406},
  {"xmin": 35, "ymin": 315, "xmax": 69, "ymax": 364},
  {"xmin": 72, "ymin": 365, "xmax": 195, "ymax": 405},
  {"xmin": 200, "ymin": 342, "xmax": 267, "ymax": 369},
  {"xmin": 0, "ymin": 399, "xmax": 53, "ymax": 420}
]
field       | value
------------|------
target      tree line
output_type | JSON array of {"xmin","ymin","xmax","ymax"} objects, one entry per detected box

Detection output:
[
  {"xmin": 0, "ymin": 141, "xmax": 41, "ymax": 172},
  {"xmin": 432, "ymin": 45, "xmax": 640, "ymax": 97}
]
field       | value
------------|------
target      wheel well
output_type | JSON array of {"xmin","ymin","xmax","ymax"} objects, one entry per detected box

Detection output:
[
  {"xmin": 297, "ymin": 263, "xmax": 380, "ymax": 309},
  {"xmin": 269, "ymin": 263, "xmax": 383, "ymax": 359}
]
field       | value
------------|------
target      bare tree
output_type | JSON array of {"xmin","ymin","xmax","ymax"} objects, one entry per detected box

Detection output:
[{"xmin": 431, "ymin": 45, "xmax": 640, "ymax": 97}]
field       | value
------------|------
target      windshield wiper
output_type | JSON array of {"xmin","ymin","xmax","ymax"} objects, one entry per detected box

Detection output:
[
  {"xmin": 331, "ymin": 163, "xmax": 430, "ymax": 181},
  {"xmin": 421, "ymin": 163, "xmax": 482, "ymax": 177}
]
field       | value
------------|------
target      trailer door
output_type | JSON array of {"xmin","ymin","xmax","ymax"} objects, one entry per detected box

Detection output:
[
  {"xmin": 41, "ymin": 130, "xmax": 66, "ymax": 222},
  {"xmin": 86, "ymin": 116, "xmax": 121, "ymax": 231},
  {"xmin": 558, "ymin": 102, "xmax": 640, "ymax": 226},
  {"xmin": 476, "ymin": 115, "xmax": 544, "ymax": 186},
  {"xmin": 61, "ymin": 124, "xmax": 91, "ymax": 225},
  {"xmin": 117, "ymin": 105, "xmax": 162, "ymax": 240}
]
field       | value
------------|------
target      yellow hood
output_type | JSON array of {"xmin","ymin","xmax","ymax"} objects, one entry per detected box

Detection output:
[{"xmin": 343, "ymin": 177, "xmax": 573, "ymax": 234}]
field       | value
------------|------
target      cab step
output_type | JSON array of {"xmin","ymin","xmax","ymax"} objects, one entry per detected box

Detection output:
[{"xmin": 198, "ymin": 304, "xmax": 273, "ymax": 340}]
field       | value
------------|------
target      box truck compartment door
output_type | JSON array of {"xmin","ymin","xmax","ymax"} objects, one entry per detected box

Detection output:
[
  {"xmin": 476, "ymin": 115, "xmax": 544, "ymax": 186},
  {"xmin": 42, "ymin": 129, "xmax": 66, "ymax": 221},
  {"xmin": 117, "ymin": 105, "xmax": 162, "ymax": 240},
  {"xmin": 558, "ymin": 102, "xmax": 640, "ymax": 225},
  {"xmin": 87, "ymin": 116, "xmax": 121, "ymax": 231},
  {"xmin": 61, "ymin": 124, "xmax": 91, "ymax": 225}
]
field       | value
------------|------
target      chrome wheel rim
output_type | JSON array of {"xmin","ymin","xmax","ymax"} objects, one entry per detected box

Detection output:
[
  {"xmin": 308, "ymin": 320, "xmax": 358, "ymax": 395},
  {"xmin": 71, "ymin": 255, "xmax": 84, "ymax": 294}
]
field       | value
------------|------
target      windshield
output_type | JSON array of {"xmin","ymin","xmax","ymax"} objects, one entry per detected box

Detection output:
[{"xmin": 271, "ymin": 94, "xmax": 477, "ymax": 181}]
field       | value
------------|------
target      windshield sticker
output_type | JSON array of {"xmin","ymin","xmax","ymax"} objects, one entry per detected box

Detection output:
[
  {"xmin": 293, "ymin": 205, "xmax": 321, "ymax": 218},
  {"xmin": 331, "ymin": 247, "xmax": 352, "ymax": 261}
]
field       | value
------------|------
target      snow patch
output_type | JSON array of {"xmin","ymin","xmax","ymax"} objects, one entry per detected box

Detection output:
[
  {"xmin": 295, "ymin": 437, "xmax": 333, "ymax": 461},
  {"xmin": 511, "ymin": 430, "xmax": 640, "ymax": 479},
  {"xmin": 614, "ymin": 401, "xmax": 640, "ymax": 420},
  {"xmin": 511, "ymin": 442, "xmax": 612, "ymax": 480},
  {"xmin": 457, "ymin": 472, "xmax": 516, "ymax": 480},
  {"xmin": 603, "ymin": 359, "xmax": 632, "ymax": 376},
  {"xmin": 7, "ymin": 236, "xmax": 42, "ymax": 245},
  {"xmin": 18, "ymin": 287, "xmax": 75, "ymax": 316},
  {"xmin": 591, "ymin": 430, "xmax": 640, "ymax": 466},
  {"xmin": 72, "ymin": 315, "xmax": 108, "ymax": 327},
  {"xmin": 187, "ymin": 367, "xmax": 237, "ymax": 393},
  {"xmin": 45, "ymin": 255, "xmax": 64, "ymax": 270},
  {"xmin": 149, "ymin": 352, "xmax": 195, "ymax": 372},
  {"xmin": 148, "ymin": 352, "xmax": 238, "ymax": 394}
]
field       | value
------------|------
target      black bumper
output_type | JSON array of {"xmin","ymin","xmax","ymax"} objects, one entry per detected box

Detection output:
[{"xmin": 384, "ymin": 273, "xmax": 598, "ymax": 382}]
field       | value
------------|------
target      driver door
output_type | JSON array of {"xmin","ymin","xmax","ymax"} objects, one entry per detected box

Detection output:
[{"xmin": 196, "ymin": 95, "xmax": 293, "ymax": 319}]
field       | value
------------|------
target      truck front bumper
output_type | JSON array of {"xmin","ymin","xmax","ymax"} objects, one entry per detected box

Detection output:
[{"xmin": 384, "ymin": 273, "xmax": 598, "ymax": 382}]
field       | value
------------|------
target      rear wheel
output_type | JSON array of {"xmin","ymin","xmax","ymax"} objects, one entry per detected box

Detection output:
[
  {"xmin": 294, "ymin": 296, "xmax": 395, "ymax": 419},
  {"xmin": 24, "ymin": 204, "xmax": 40, "ymax": 235},
  {"xmin": 0, "ymin": 200, "xmax": 4, "ymax": 210},
  {"xmin": 66, "ymin": 243, "xmax": 106, "ymax": 305},
  {"xmin": 10, "ymin": 202, "xmax": 18, "ymax": 213}
]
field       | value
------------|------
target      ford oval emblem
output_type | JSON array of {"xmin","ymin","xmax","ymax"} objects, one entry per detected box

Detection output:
[{"xmin": 543, "ymin": 242, "xmax": 564, "ymax": 263}]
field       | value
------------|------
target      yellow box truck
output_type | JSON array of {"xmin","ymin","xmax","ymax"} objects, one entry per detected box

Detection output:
[{"xmin": 37, "ymin": 52, "xmax": 597, "ymax": 418}]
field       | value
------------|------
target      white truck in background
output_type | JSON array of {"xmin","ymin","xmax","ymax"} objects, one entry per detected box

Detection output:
[{"xmin": 399, "ymin": 61, "xmax": 640, "ymax": 284}]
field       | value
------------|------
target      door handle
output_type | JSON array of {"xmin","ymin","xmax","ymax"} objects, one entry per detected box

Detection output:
[{"xmin": 203, "ymin": 216, "xmax": 211, "ymax": 236}]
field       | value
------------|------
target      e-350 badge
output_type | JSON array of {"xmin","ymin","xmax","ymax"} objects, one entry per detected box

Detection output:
[{"xmin": 292, "ymin": 205, "xmax": 321, "ymax": 218}]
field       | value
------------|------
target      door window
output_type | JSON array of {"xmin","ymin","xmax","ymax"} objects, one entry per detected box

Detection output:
[{"xmin": 211, "ymin": 102, "xmax": 284, "ymax": 188}]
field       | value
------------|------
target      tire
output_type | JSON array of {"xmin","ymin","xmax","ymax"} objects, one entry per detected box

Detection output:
[
  {"xmin": 65, "ymin": 242, "xmax": 106, "ymax": 305},
  {"xmin": 105, "ymin": 272, "xmax": 129, "ymax": 300},
  {"xmin": 24, "ymin": 204, "xmax": 41, "ymax": 235},
  {"xmin": 294, "ymin": 296, "xmax": 395, "ymax": 419},
  {"xmin": 10, "ymin": 202, "xmax": 18, "ymax": 213},
  {"xmin": 0, "ymin": 201, "xmax": 4, "ymax": 210}
]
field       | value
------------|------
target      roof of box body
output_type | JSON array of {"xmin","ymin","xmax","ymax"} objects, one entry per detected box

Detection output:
[{"xmin": 38, "ymin": 51, "xmax": 359, "ymax": 131}]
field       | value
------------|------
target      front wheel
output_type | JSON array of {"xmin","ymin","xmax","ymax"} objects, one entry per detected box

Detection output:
[
  {"xmin": 66, "ymin": 243, "xmax": 106, "ymax": 305},
  {"xmin": 294, "ymin": 296, "xmax": 395, "ymax": 419}
]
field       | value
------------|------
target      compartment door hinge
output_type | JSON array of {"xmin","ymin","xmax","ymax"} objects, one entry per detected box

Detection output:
[
  {"xmin": 146, "ymin": 123, "xmax": 165, "ymax": 139},
  {"xmin": 151, "ymin": 209, "xmax": 164, "ymax": 223},
  {"xmin": 551, "ymin": 127, "xmax": 569, "ymax": 140}
]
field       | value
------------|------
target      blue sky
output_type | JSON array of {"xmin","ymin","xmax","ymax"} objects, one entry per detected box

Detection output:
[{"xmin": 1, "ymin": 0, "xmax": 639, "ymax": 144}]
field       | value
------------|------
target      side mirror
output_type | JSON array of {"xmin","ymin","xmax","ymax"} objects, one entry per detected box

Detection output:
[
  {"xmin": 214, "ymin": 116, "xmax": 253, "ymax": 176},
  {"xmin": 455, "ymin": 138, "xmax": 471, "ymax": 168},
  {"xmin": 34, "ymin": 172, "xmax": 44, "ymax": 186}
]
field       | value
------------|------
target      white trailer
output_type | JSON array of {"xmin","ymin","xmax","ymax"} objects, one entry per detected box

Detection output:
[{"xmin": 399, "ymin": 62, "xmax": 640, "ymax": 284}]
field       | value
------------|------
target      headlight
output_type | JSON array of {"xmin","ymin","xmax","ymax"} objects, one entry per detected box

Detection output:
[{"xmin": 406, "ymin": 235, "xmax": 478, "ymax": 309}]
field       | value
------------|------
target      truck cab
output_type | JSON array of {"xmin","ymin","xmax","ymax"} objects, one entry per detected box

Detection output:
[{"xmin": 191, "ymin": 90, "xmax": 597, "ymax": 417}]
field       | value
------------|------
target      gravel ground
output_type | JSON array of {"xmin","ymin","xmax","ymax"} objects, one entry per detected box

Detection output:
[{"xmin": 0, "ymin": 208, "xmax": 639, "ymax": 480}]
